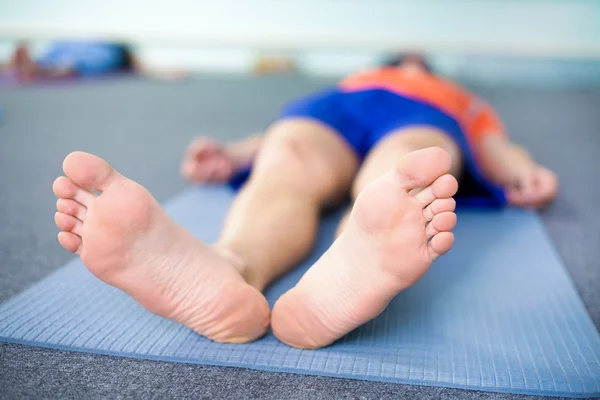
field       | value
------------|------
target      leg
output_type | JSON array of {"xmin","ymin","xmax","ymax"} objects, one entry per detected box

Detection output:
[
  {"xmin": 271, "ymin": 129, "xmax": 460, "ymax": 349},
  {"xmin": 217, "ymin": 119, "xmax": 359, "ymax": 290},
  {"xmin": 336, "ymin": 127, "xmax": 463, "ymax": 236}
]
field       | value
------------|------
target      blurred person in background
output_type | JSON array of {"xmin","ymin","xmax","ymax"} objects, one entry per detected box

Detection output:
[
  {"xmin": 184, "ymin": 53, "xmax": 557, "ymax": 210},
  {"xmin": 4, "ymin": 40, "xmax": 185, "ymax": 81}
]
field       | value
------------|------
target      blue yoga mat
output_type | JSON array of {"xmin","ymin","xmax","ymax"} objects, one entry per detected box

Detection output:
[{"xmin": 1, "ymin": 186, "xmax": 599, "ymax": 397}]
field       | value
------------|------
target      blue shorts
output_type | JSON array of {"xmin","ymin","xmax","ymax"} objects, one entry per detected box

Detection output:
[
  {"xmin": 230, "ymin": 88, "xmax": 506, "ymax": 208},
  {"xmin": 37, "ymin": 42, "xmax": 129, "ymax": 77}
]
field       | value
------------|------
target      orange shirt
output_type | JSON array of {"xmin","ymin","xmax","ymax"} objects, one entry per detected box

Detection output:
[{"xmin": 338, "ymin": 67, "xmax": 505, "ymax": 146}]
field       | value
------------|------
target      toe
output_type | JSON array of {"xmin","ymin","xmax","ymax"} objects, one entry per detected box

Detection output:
[
  {"xmin": 53, "ymin": 176, "xmax": 96, "ymax": 207},
  {"xmin": 423, "ymin": 198, "xmax": 456, "ymax": 221},
  {"xmin": 426, "ymin": 212, "xmax": 457, "ymax": 238},
  {"xmin": 57, "ymin": 231, "xmax": 82, "ymax": 254},
  {"xmin": 57, "ymin": 198, "xmax": 87, "ymax": 220},
  {"xmin": 55, "ymin": 212, "xmax": 83, "ymax": 236},
  {"xmin": 395, "ymin": 147, "xmax": 452, "ymax": 190},
  {"xmin": 63, "ymin": 151, "xmax": 119, "ymax": 192},
  {"xmin": 413, "ymin": 174, "xmax": 458, "ymax": 207},
  {"xmin": 428, "ymin": 231, "xmax": 455, "ymax": 260}
]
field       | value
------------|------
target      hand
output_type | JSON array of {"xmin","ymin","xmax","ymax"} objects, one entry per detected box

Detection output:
[
  {"xmin": 505, "ymin": 165, "xmax": 558, "ymax": 209},
  {"xmin": 180, "ymin": 137, "xmax": 235, "ymax": 184}
]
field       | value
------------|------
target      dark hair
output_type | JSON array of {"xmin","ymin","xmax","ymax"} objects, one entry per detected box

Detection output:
[
  {"xmin": 115, "ymin": 44, "xmax": 134, "ymax": 71},
  {"xmin": 382, "ymin": 53, "xmax": 433, "ymax": 73}
]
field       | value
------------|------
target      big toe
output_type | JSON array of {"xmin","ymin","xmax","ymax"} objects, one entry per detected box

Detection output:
[
  {"xmin": 63, "ymin": 151, "xmax": 120, "ymax": 192},
  {"xmin": 396, "ymin": 147, "xmax": 452, "ymax": 190}
]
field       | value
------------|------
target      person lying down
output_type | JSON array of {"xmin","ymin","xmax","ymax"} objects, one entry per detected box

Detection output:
[
  {"xmin": 4, "ymin": 40, "xmax": 185, "ymax": 81},
  {"xmin": 52, "ymin": 54, "xmax": 558, "ymax": 349}
]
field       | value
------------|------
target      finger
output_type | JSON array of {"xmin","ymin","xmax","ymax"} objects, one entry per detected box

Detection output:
[
  {"xmin": 506, "ymin": 185, "xmax": 539, "ymax": 209},
  {"xmin": 520, "ymin": 172, "xmax": 537, "ymax": 198},
  {"xmin": 535, "ymin": 168, "xmax": 559, "ymax": 206},
  {"xmin": 193, "ymin": 144, "xmax": 218, "ymax": 160},
  {"xmin": 180, "ymin": 160, "xmax": 196, "ymax": 176},
  {"xmin": 212, "ymin": 158, "xmax": 229, "ymax": 182},
  {"xmin": 540, "ymin": 168, "xmax": 558, "ymax": 193},
  {"xmin": 204, "ymin": 160, "xmax": 222, "ymax": 183},
  {"xmin": 505, "ymin": 186, "xmax": 525, "ymax": 205},
  {"xmin": 183, "ymin": 159, "xmax": 213, "ymax": 183},
  {"xmin": 208, "ymin": 159, "xmax": 225, "ymax": 182},
  {"xmin": 186, "ymin": 137, "xmax": 217, "ymax": 156},
  {"xmin": 196, "ymin": 161, "xmax": 217, "ymax": 182}
]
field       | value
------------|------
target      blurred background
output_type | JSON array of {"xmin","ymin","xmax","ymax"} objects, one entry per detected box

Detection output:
[{"xmin": 1, "ymin": 0, "xmax": 599, "ymax": 87}]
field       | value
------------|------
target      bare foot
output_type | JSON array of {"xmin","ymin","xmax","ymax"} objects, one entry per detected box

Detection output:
[
  {"xmin": 271, "ymin": 147, "xmax": 458, "ymax": 349},
  {"xmin": 53, "ymin": 152, "xmax": 269, "ymax": 343}
]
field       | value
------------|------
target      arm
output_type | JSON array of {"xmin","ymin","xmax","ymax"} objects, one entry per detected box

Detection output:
[
  {"xmin": 478, "ymin": 135, "xmax": 537, "ymax": 187},
  {"xmin": 467, "ymin": 100, "xmax": 530, "ymax": 185},
  {"xmin": 225, "ymin": 134, "xmax": 264, "ymax": 170},
  {"xmin": 470, "ymin": 102, "xmax": 558, "ymax": 208}
]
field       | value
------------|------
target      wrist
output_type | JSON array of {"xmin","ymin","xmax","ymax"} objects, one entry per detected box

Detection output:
[
  {"xmin": 479, "ymin": 140, "xmax": 535, "ymax": 186},
  {"xmin": 225, "ymin": 135, "xmax": 263, "ymax": 170},
  {"xmin": 226, "ymin": 143, "xmax": 255, "ymax": 171}
]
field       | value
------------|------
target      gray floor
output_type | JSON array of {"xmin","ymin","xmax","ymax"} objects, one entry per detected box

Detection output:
[{"xmin": 0, "ymin": 75, "xmax": 598, "ymax": 399}]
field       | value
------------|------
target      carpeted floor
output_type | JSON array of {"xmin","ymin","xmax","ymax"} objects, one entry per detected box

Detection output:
[{"xmin": 0, "ymin": 75, "xmax": 598, "ymax": 399}]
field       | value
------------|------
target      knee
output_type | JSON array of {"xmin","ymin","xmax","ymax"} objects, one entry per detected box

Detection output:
[
  {"xmin": 251, "ymin": 132, "xmax": 342, "ymax": 199},
  {"xmin": 255, "ymin": 132, "xmax": 314, "ymax": 170}
]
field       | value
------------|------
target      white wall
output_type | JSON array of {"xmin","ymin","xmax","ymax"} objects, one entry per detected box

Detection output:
[
  {"xmin": 1, "ymin": 0, "xmax": 599, "ymax": 54},
  {"xmin": 1, "ymin": 0, "xmax": 599, "ymax": 77}
]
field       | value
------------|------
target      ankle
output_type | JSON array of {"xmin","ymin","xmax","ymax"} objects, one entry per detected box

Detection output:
[
  {"xmin": 241, "ymin": 271, "xmax": 269, "ymax": 292},
  {"xmin": 211, "ymin": 243, "xmax": 268, "ymax": 292}
]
